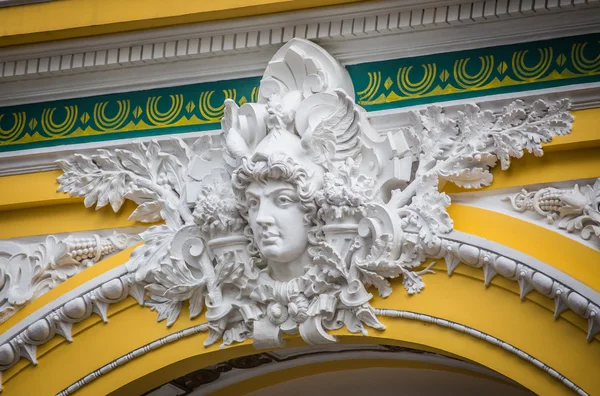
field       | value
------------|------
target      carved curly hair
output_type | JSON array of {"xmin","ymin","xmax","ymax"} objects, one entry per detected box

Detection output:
[{"xmin": 231, "ymin": 153, "xmax": 323, "ymax": 266}]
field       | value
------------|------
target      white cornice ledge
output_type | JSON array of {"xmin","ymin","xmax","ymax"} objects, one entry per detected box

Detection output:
[{"xmin": 0, "ymin": 0, "xmax": 599, "ymax": 106}]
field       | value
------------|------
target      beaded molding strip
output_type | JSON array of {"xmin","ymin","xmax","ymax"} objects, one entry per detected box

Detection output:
[
  {"xmin": 55, "ymin": 310, "xmax": 586, "ymax": 396},
  {"xmin": 375, "ymin": 309, "xmax": 587, "ymax": 396},
  {"xmin": 56, "ymin": 323, "xmax": 210, "ymax": 396}
]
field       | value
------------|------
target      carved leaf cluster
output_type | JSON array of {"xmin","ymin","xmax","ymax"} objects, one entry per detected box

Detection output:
[
  {"xmin": 393, "ymin": 99, "xmax": 572, "ymax": 248},
  {"xmin": 316, "ymin": 156, "xmax": 376, "ymax": 219},
  {"xmin": 126, "ymin": 225, "xmax": 176, "ymax": 282},
  {"xmin": 146, "ymin": 259, "xmax": 206, "ymax": 326},
  {"xmin": 57, "ymin": 139, "xmax": 193, "ymax": 228},
  {"xmin": 354, "ymin": 234, "xmax": 432, "ymax": 297},
  {"xmin": 192, "ymin": 173, "xmax": 245, "ymax": 239}
]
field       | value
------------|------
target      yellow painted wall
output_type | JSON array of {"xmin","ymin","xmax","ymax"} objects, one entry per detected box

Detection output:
[
  {"xmin": 0, "ymin": 0, "xmax": 366, "ymax": 47},
  {"xmin": 2, "ymin": 251, "xmax": 598, "ymax": 395},
  {"xmin": 0, "ymin": 107, "xmax": 599, "ymax": 395}
]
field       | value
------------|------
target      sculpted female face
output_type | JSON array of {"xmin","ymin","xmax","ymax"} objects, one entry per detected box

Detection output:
[{"xmin": 245, "ymin": 180, "xmax": 310, "ymax": 279}]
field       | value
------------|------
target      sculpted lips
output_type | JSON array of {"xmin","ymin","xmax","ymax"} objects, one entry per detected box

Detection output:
[{"xmin": 260, "ymin": 230, "xmax": 280, "ymax": 245}]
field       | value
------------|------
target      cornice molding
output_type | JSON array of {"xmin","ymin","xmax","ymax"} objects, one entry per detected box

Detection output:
[{"xmin": 0, "ymin": 0, "xmax": 599, "ymax": 106}]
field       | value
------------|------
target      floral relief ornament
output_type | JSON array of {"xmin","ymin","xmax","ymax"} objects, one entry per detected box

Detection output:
[
  {"xmin": 0, "ymin": 232, "xmax": 135, "ymax": 323},
  {"xmin": 57, "ymin": 39, "xmax": 573, "ymax": 348},
  {"xmin": 505, "ymin": 179, "xmax": 600, "ymax": 243}
]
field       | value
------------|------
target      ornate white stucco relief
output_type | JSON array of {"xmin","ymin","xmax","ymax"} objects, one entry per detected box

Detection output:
[
  {"xmin": 52, "ymin": 39, "xmax": 574, "ymax": 349},
  {"xmin": 505, "ymin": 179, "xmax": 600, "ymax": 245},
  {"xmin": 437, "ymin": 231, "xmax": 600, "ymax": 342},
  {"xmin": 0, "ymin": 273, "xmax": 137, "ymax": 378},
  {"xmin": 0, "ymin": 232, "xmax": 137, "ymax": 323},
  {"xmin": 2, "ymin": 234, "xmax": 597, "ymax": 394}
]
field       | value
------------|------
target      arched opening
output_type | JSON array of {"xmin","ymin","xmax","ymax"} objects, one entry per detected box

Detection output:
[{"xmin": 143, "ymin": 344, "xmax": 533, "ymax": 396}]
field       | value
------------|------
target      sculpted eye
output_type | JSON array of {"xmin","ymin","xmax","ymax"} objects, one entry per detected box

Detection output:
[
  {"xmin": 247, "ymin": 198, "xmax": 259, "ymax": 210},
  {"xmin": 276, "ymin": 195, "xmax": 295, "ymax": 206}
]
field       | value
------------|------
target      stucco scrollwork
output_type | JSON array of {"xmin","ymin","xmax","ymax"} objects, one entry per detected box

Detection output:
[
  {"xmin": 55, "ymin": 39, "xmax": 573, "ymax": 348},
  {"xmin": 505, "ymin": 179, "xmax": 600, "ymax": 244},
  {"xmin": 0, "ymin": 232, "xmax": 136, "ymax": 323}
]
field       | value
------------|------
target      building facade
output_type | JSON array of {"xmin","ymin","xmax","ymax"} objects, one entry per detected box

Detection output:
[{"xmin": 0, "ymin": 1, "xmax": 599, "ymax": 395}]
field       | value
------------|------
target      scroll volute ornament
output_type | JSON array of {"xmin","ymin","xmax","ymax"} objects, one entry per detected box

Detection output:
[{"xmin": 57, "ymin": 39, "xmax": 573, "ymax": 348}]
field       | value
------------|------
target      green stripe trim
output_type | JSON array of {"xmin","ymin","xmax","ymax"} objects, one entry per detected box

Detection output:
[
  {"xmin": 348, "ymin": 33, "xmax": 600, "ymax": 111},
  {"xmin": 1, "ymin": 33, "xmax": 599, "ymax": 152}
]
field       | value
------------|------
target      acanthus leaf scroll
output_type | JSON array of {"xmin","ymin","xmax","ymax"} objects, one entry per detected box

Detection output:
[
  {"xmin": 56, "ymin": 39, "xmax": 573, "ymax": 348},
  {"xmin": 0, "ymin": 232, "xmax": 136, "ymax": 323}
]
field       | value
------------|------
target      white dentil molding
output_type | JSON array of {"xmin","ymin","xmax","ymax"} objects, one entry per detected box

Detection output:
[{"xmin": 0, "ymin": 0, "xmax": 599, "ymax": 106}]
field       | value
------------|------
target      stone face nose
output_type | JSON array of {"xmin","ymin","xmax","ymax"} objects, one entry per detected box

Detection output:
[{"xmin": 255, "ymin": 204, "xmax": 276, "ymax": 228}]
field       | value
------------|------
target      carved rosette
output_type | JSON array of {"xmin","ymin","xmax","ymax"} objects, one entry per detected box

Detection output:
[{"xmin": 54, "ymin": 39, "xmax": 574, "ymax": 349}]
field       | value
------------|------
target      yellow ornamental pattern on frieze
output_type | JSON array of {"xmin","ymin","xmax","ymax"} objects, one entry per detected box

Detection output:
[
  {"xmin": 351, "ymin": 35, "xmax": 600, "ymax": 110},
  {"xmin": 572, "ymin": 42, "xmax": 600, "ymax": 74},
  {"xmin": 0, "ymin": 80, "xmax": 260, "ymax": 152},
  {"xmin": 0, "ymin": 112, "xmax": 26, "ymax": 143},
  {"xmin": 0, "ymin": 34, "xmax": 599, "ymax": 152},
  {"xmin": 40, "ymin": 106, "xmax": 79, "ymax": 137},
  {"xmin": 94, "ymin": 100, "xmax": 131, "ymax": 131},
  {"xmin": 454, "ymin": 56, "xmax": 494, "ymax": 89}
]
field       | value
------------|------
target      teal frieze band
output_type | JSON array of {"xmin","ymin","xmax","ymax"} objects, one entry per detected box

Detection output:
[
  {"xmin": 1, "ymin": 33, "xmax": 599, "ymax": 152},
  {"xmin": 0, "ymin": 77, "xmax": 261, "ymax": 152},
  {"xmin": 348, "ymin": 33, "xmax": 600, "ymax": 111}
]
